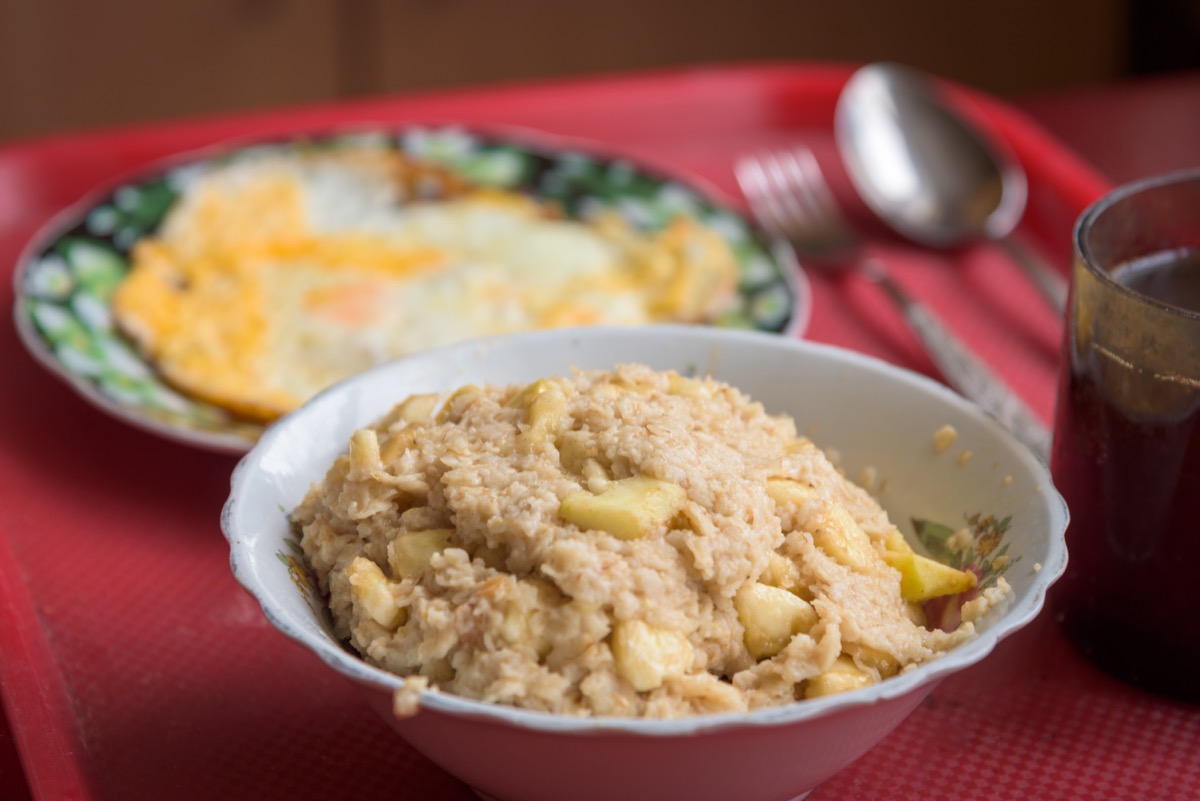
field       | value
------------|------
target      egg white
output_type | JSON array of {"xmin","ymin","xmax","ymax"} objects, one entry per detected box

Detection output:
[{"xmin": 111, "ymin": 147, "xmax": 737, "ymax": 421}]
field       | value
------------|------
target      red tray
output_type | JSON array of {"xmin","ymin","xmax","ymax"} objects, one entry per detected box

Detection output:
[{"xmin": 2, "ymin": 64, "xmax": 1195, "ymax": 801}]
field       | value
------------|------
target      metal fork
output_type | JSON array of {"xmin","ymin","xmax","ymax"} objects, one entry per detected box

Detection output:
[{"xmin": 735, "ymin": 146, "xmax": 1051, "ymax": 461}]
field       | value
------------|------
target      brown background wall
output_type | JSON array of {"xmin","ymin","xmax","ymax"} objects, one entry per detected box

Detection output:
[{"xmin": 0, "ymin": 0, "xmax": 1154, "ymax": 144}]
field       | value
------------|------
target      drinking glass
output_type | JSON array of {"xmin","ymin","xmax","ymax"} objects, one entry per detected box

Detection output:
[{"xmin": 1051, "ymin": 168, "xmax": 1200, "ymax": 704}]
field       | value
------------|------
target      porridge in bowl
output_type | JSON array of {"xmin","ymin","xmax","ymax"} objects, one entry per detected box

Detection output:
[{"xmin": 293, "ymin": 364, "xmax": 1012, "ymax": 719}]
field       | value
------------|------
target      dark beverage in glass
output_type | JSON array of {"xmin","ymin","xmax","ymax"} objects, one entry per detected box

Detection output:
[{"xmin": 1051, "ymin": 171, "xmax": 1200, "ymax": 704}]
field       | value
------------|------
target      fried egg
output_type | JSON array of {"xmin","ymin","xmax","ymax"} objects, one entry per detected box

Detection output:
[{"xmin": 111, "ymin": 146, "xmax": 738, "ymax": 422}]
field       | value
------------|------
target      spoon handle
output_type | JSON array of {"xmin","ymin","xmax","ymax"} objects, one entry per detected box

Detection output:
[
  {"xmin": 997, "ymin": 236, "xmax": 1069, "ymax": 314},
  {"xmin": 862, "ymin": 259, "xmax": 1053, "ymax": 461}
]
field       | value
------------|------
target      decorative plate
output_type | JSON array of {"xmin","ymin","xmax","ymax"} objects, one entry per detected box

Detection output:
[{"xmin": 13, "ymin": 126, "xmax": 808, "ymax": 453}]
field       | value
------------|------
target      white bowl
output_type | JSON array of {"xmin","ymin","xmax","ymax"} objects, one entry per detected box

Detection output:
[{"xmin": 222, "ymin": 325, "xmax": 1068, "ymax": 801}]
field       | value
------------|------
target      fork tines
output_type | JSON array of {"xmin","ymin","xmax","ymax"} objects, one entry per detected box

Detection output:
[{"xmin": 734, "ymin": 146, "xmax": 851, "ymax": 251}]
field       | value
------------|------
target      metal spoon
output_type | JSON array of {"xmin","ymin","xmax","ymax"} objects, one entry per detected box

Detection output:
[
  {"xmin": 834, "ymin": 62, "xmax": 1068, "ymax": 313},
  {"xmin": 735, "ymin": 145, "xmax": 1053, "ymax": 462}
]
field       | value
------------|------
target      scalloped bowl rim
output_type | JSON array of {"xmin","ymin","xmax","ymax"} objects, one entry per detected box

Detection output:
[{"xmin": 223, "ymin": 324, "xmax": 1068, "ymax": 737}]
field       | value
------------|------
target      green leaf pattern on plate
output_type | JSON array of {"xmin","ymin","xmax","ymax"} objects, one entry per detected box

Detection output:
[
  {"xmin": 21, "ymin": 235, "xmax": 252, "ymax": 437},
  {"xmin": 17, "ymin": 126, "xmax": 797, "ymax": 449}
]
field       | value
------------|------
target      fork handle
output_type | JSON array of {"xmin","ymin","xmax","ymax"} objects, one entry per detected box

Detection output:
[
  {"xmin": 997, "ymin": 235, "xmax": 1069, "ymax": 315},
  {"xmin": 865, "ymin": 261, "xmax": 1053, "ymax": 462}
]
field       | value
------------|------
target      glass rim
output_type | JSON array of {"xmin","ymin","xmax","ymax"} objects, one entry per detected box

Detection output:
[{"xmin": 1074, "ymin": 167, "xmax": 1200, "ymax": 320}]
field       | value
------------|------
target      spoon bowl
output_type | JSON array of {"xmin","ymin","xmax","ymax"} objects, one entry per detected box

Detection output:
[{"xmin": 835, "ymin": 62, "xmax": 1065, "ymax": 310}]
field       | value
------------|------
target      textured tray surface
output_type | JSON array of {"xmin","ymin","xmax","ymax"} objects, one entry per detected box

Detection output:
[{"xmin": 3, "ymin": 64, "xmax": 1195, "ymax": 801}]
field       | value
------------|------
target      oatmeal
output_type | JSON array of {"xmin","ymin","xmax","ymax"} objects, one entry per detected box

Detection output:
[
  {"xmin": 933, "ymin": 424, "xmax": 959, "ymax": 454},
  {"xmin": 294, "ymin": 364, "xmax": 1005, "ymax": 718}
]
